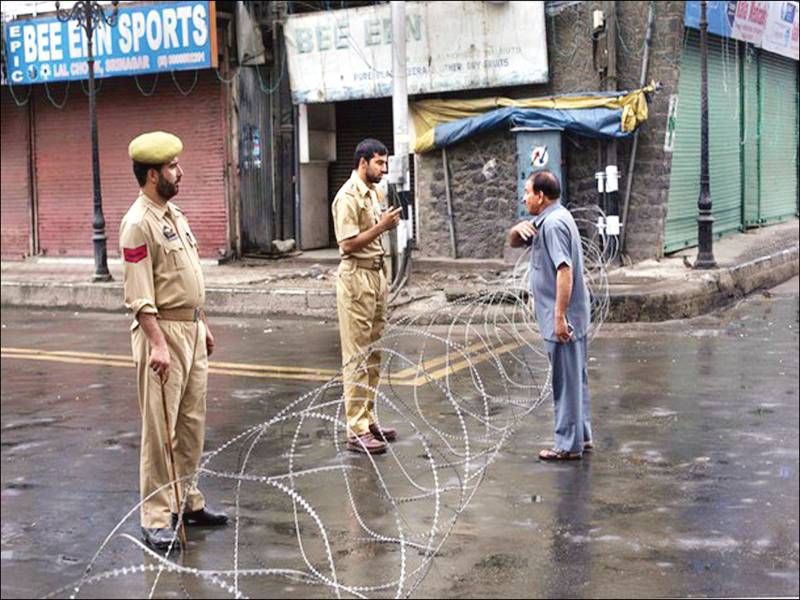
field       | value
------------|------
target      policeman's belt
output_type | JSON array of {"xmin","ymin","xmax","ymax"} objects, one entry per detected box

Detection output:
[
  {"xmin": 344, "ymin": 256, "xmax": 384, "ymax": 271},
  {"xmin": 157, "ymin": 307, "xmax": 201, "ymax": 322}
]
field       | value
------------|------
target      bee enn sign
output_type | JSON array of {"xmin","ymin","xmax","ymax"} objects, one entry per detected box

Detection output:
[
  {"xmin": 3, "ymin": 1, "xmax": 217, "ymax": 85},
  {"xmin": 283, "ymin": 1, "xmax": 548, "ymax": 104}
]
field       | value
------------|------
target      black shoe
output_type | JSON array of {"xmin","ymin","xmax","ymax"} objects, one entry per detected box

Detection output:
[
  {"xmin": 141, "ymin": 527, "xmax": 180, "ymax": 552},
  {"xmin": 172, "ymin": 506, "xmax": 229, "ymax": 527}
]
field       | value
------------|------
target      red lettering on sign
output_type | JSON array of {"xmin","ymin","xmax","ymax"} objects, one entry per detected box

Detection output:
[
  {"xmin": 123, "ymin": 244, "xmax": 148, "ymax": 263},
  {"xmin": 749, "ymin": 4, "xmax": 767, "ymax": 25},
  {"xmin": 737, "ymin": 1, "xmax": 749, "ymax": 19}
]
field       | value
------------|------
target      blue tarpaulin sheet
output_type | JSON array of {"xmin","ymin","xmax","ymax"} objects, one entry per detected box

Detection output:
[{"xmin": 434, "ymin": 106, "xmax": 632, "ymax": 149}]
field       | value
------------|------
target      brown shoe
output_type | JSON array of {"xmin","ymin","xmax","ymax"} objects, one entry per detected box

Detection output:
[
  {"xmin": 347, "ymin": 432, "xmax": 387, "ymax": 455},
  {"xmin": 538, "ymin": 447, "xmax": 582, "ymax": 461},
  {"xmin": 584, "ymin": 440, "xmax": 594, "ymax": 452},
  {"xmin": 369, "ymin": 423, "xmax": 397, "ymax": 442}
]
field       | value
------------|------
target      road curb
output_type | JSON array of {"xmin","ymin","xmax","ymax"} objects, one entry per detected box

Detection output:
[
  {"xmin": 2, "ymin": 246, "xmax": 797, "ymax": 322},
  {"xmin": 0, "ymin": 281, "xmax": 339, "ymax": 320},
  {"xmin": 606, "ymin": 245, "xmax": 799, "ymax": 321}
]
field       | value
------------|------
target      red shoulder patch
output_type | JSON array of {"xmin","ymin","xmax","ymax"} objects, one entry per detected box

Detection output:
[{"xmin": 123, "ymin": 244, "xmax": 148, "ymax": 263}]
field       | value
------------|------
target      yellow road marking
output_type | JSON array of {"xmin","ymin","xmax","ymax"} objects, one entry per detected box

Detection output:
[
  {"xmin": 2, "ymin": 341, "xmax": 526, "ymax": 387},
  {"xmin": 208, "ymin": 367, "xmax": 337, "ymax": 382},
  {"xmin": 2, "ymin": 347, "xmax": 134, "ymax": 360},
  {"xmin": 208, "ymin": 360, "xmax": 337, "ymax": 376},
  {"xmin": 1, "ymin": 352, "xmax": 133, "ymax": 369},
  {"xmin": 404, "ymin": 341, "xmax": 523, "ymax": 386},
  {"xmin": 391, "ymin": 339, "xmax": 492, "ymax": 379},
  {"xmin": 0, "ymin": 351, "xmax": 338, "ymax": 382},
  {"xmin": 1, "ymin": 347, "xmax": 339, "ymax": 376}
]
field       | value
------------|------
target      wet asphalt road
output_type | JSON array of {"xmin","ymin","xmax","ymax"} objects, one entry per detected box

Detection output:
[{"xmin": 1, "ymin": 277, "xmax": 798, "ymax": 598}]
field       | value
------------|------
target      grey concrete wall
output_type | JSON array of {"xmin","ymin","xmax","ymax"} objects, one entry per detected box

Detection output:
[{"xmin": 415, "ymin": 1, "xmax": 685, "ymax": 262}]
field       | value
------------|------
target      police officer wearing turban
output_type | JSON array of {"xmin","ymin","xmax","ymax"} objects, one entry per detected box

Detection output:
[{"xmin": 120, "ymin": 131, "xmax": 228, "ymax": 552}]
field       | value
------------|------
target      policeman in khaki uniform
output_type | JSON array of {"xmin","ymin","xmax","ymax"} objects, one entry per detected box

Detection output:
[
  {"xmin": 332, "ymin": 138, "xmax": 402, "ymax": 455},
  {"xmin": 120, "ymin": 131, "xmax": 228, "ymax": 552}
]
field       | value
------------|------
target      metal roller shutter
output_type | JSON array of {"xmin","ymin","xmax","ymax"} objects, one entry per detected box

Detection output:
[
  {"xmin": 665, "ymin": 30, "xmax": 743, "ymax": 253},
  {"xmin": 328, "ymin": 99, "xmax": 393, "ymax": 247},
  {"xmin": 758, "ymin": 51, "xmax": 798, "ymax": 225},
  {"xmin": 1, "ymin": 91, "xmax": 32, "ymax": 259},
  {"xmin": 34, "ymin": 72, "xmax": 228, "ymax": 258},
  {"xmin": 330, "ymin": 98, "xmax": 395, "ymax": 199},
  {"xmin": 327, "ymin": 97, "xmax": 416, "ymax": 246},
  {"xmin": 664, "ymin": 31, "xmax": 701, "ymax": 253},
  {"xmin": 742, "ymin": 43, "xmax": 760, "ymax": 227}
]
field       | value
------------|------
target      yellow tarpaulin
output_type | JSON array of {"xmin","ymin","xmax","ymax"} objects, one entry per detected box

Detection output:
[{"xmin": 411, "ymin": 82, "xmax": 657, "ymax": 153}]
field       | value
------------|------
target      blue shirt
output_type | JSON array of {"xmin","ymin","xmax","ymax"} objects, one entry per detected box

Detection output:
[{"xmin": 527, "ymin": 202, "xmax": 591, "ymax": 342}]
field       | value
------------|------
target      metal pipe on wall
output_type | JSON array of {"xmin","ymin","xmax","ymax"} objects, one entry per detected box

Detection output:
[
  {"xmin": 27, "ymin": 89, "xmax": 39, "ymax": 257},
  {"xmin": 442, "ymin": 147, "xmax": 457, "ymax": 259},
  {"xmin": 604, "ymin": 0, "xmax": 619, "ymax": 219}
]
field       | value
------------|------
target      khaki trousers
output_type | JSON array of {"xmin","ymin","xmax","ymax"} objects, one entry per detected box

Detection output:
[
  {"xmin": 132, "ymin": 319, "xmax": 208, "ymax": 528},
  {"xmin": 336, "ymin": 261, "xmax": 388, "ymax": 436}
]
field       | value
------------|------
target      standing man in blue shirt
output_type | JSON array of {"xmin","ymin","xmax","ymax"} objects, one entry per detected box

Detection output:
[{"xmin": 507, "ymin": 170, "xmax": 593, "ymax": 461}]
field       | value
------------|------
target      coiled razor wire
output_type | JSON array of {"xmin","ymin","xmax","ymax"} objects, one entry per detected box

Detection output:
[{"xmin": 46, "ymin": 212, "xmax": 615, "ymax": 599}]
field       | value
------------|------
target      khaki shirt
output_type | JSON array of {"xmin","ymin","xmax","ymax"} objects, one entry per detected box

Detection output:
[
  {"xmin": 119, "ymin": 192, "xmax": 205, "ymax": 328},
  {"xmin": 331, "ymin": 171, "xmax": 386, "ymax": 260}
]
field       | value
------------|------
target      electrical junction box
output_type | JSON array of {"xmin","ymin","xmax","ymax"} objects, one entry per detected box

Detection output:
[{"xmin": 513, "ymin": 128, "xmax": 564, "ymax": 219}]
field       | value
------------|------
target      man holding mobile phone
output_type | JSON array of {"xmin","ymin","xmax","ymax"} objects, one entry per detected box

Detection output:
[
  {"xmin": 508, "ymin": 170, "xmax": 593, "ymax": 461},
  {"xmin": 332, "ymin": 138, "xmax": 402, "ymax": 455}
]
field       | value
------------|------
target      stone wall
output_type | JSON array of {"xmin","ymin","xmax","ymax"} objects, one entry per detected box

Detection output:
[
  {"xmin": 416, "ymin": 129, "xmax": 517, "ymax": 259},
  {"xmin": 415, "ymin": 1, "xmax": 685, "ymax": 262}
]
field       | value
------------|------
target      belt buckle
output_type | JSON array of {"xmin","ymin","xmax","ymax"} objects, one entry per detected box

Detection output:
[
  {"xmin": 193, "ymin": 307, "xmax": 200, "ymax": 322},
  {"xmin": 374, "ymin": 257, "xmax": 383, "ymax": 270}
]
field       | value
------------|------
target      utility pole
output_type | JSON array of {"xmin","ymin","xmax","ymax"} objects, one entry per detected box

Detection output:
[
  {"xmin": 390, "ymin": 1, "xmax": 409, "ymax": 192},
  {"xmin": 694, "ymin": 0, "xmax": 716, "ymax": 269},
  {"xmin": 389, "ymin": 0, "xmax": 411, "ymax": 281}
]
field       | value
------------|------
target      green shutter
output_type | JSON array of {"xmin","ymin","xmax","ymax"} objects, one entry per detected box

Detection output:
[
  {"xmin": 665, "ymin": 31, "xmax": 743, "ymax": 253},
  {"xmin": 758, "ymin": 51, "xmax": 798, "ymax": 224},
  {"xmin": 665, "ymin": 31, "xmax": 701, "ymax": 253},
  {"xmin": 742, "ymin": 44, "xmax": 760, "ymax": 226},
  {"xmin": 708, "ymin": 36, "xmax": 743, "ymax": 239}
]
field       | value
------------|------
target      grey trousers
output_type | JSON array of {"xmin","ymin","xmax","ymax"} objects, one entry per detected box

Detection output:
[{"xmin": 543, "ymin": 336, "xmax": 592, "ymax": 453}]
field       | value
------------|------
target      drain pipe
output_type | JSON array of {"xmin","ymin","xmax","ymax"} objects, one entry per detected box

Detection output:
[
  {"xmin": 620, "ymin": 1, "xmax": 655, "ymax": 257},
  {"xmin": 442, "ymin": 147, "xmax": 458, "ymax": 259}
]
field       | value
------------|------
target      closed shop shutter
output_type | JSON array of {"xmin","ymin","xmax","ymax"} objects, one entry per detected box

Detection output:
[
  {"xmin": 742, "ymin": 43, "xmax": 760, "ymax": 227},
  {"xmin": 758, "ymin": 51, "xmax": 798, "ymax": 224},
  {"xmin": 330, "ymin": 97, "xmax": 395, "ymax": 198},
  {"xmin": 238, "ymin": 66, "xmax": 274, "ymax": 253},
  {"xmin": 664, "ymin": 31, "xmax": 701, "ymax": 253},
  {"xmin": 327, "ymin": 97, "xmax": 416, "ymax": 246},
  {"xmin": 327, "ymin": 97, "xmax": 393, "ymax": 246},
  {"xmin": 0, "ymin": 92, "xmax": 32, "ymax": 259},
  {"xmin": 665, "ymin": 30, "xmax": 742, "ymax": 253},
  {"xmin": 34, "ymin": 71, "xmax": 228, "ymax": 258}
]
